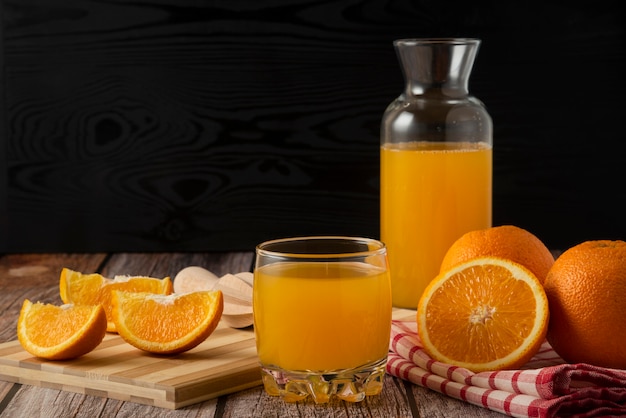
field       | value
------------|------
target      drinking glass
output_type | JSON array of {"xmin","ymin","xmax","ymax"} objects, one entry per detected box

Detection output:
[{"xmin": 253, "ymin": 236, "xmax": 392, "ymax": 403}]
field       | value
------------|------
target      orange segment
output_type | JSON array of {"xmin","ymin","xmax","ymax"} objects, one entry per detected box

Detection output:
[
  {"xmin": 60, "ymin": 267, "xmax": 173, "ymax": 332},
  {"xmin": 17, "ymin": 300, "xmax": 107, "ymax": 360},
  {"xmin": 417, "ymin": 256, "xmax": 549, "ymax": 372},
  {"xmin": 112, "ymin": 290, "xmax": 223, "ymax": 355}
]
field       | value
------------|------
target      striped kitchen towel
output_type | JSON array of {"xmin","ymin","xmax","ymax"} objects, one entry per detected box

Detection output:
[{"xmin": 387, "ymin": 320, "xmax": 626, "ymax": 417}]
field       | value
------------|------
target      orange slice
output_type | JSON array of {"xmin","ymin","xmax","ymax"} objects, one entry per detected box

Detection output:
[
  {"xmin": 417, "ymin": 256, "xmax": 549, "ymax": 372},
  {"xmin": 111, "ymin": 290, "xmax": 223, "ymax": 355},
  {"xmin": 17, "ymin": 300, "xmax": 107, "ymax": 360},
  {"xmin": 60, "ymin": 268, "xmax": 173, "ymax": 333}
]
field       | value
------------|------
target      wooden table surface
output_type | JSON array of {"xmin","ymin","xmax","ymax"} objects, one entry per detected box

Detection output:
[{"xmin": 0, "ymin": 252, "xmax": 505, "ymax": 418}]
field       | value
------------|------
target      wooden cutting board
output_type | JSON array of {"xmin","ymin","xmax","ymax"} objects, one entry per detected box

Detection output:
[
  {"xmin": 0, "ymin": 322, "xmax": 259, "ymax": 409},
  {"xmin": 0, "ymin": 309, "xmax": 416, "ymax": 409}
]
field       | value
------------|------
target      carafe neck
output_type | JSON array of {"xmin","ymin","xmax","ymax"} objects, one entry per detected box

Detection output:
[{"xmin": 394, "ymin": 38, "xmax": 480, "ymax": 97}]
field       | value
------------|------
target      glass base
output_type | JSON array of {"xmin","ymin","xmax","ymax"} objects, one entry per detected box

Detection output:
[{"xmin": 259, "ymin": 357, "xmax": 386, "ymax": 404}]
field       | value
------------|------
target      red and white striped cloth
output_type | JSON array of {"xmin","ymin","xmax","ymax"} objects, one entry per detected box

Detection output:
[{"xmin": 387, "ymin": 320, "xmax": 626, "ymax": 417}]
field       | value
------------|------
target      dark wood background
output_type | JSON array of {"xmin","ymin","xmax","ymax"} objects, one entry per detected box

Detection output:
[{"xmin": 1, "ymin": 0, "xmax": 624, "ymax": 253}]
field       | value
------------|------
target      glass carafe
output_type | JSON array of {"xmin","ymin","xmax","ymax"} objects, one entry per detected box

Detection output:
[{"xmin": 380, "ymin": 38, "xmax": 493, "ymax": 308}]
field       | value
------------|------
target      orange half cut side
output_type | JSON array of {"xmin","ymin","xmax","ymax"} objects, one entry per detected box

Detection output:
[{"xmin": 417, "ymin": 256, "xmax": 549, "ymax": 372}]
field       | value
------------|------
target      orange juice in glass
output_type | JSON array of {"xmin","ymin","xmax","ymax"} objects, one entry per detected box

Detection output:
[
  {"xmin": 380, "ymin": 142, "xmax": 492, "ymax": 308},
  {"xmin": 253, "ymin": 236, "xmax": 392, "ymax": 404}
]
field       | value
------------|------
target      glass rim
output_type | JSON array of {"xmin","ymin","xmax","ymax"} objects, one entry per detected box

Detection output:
[
  {"xmin": 394, "ymin": 37, "xmax": 481, "ymax": 47},
  {"xmin": 255, "ymin": 236, "xmax": 386, "ymax": 259}
]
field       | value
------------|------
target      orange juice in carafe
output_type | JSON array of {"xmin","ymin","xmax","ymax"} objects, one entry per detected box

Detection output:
[
  {"xmin": 381, "ymin": 38, "xmax": 493, "ymax": 308},
  {"xmin": 380, "ymin": 141, "xmax": 492, "ymax": 308}
]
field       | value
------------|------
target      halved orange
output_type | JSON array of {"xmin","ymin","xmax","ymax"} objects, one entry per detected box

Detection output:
[
  {"xmin": 111, "ymin": 290, "xmax": 223, "ymax": 355},
  {"xmin": 60, "ymin": 268, "xmax": 173, "ymax": 332},
  {"xmin": 417, "ymin": 256, "xmax": 549, "ymax": 372},
  {"xmin": 17, "ymin": 300, "xmax": 107, "ymax": 360}
]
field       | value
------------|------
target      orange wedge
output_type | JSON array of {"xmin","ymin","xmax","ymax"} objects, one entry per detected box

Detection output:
[
  {"xmin": 111, "ymin": 290, "xmax": 223, "ymax": 355},
  {"xmin": 60, "ymin": 268, "xmax": 172, "ymax": 332},
  {"xmin": 17, "ymin": 300, "xmax": 107, "ymax": 360},
  {"xmin": 417, "ymin": 256, "xmax": 549, "ymax": 372}
]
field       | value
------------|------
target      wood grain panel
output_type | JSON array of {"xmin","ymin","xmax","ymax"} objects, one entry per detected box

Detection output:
[{"xmin": 2, "ymin": 1, "xmax": 625, "ymax": 253}]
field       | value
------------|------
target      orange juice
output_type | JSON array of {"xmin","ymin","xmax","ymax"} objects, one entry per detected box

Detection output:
[
  {"xmin": 253, "ymin": 261, "xmax": 391, "ymax": 371},
  {"xmin": 381, "ymin": 141, "xmax": 492, "ymax": 308}
]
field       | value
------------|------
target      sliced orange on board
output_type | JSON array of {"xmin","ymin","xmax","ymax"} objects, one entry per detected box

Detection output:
[
  {"xmin": 112, "ymin": 290, "xmax": 224, "ymax": 355},
  {"xmin": 17, "ymin": 300, "xmax": 107, "ymax": 360},
  {"xmin": 417, "ymin": 256, "xmax": 549, "ymax": 372},
  {"xmin": 60, "ymin": 268, "xmax": 172, "ymax": 332}
]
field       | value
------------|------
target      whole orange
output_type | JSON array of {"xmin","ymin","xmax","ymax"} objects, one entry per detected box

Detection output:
[
  {"xmin": 440, "ymin": 225, "xmax": 555, "ymax": 284},
  {"xmin": 543, "ymin": 240, "xmax": 626, "ymax": 368}
]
